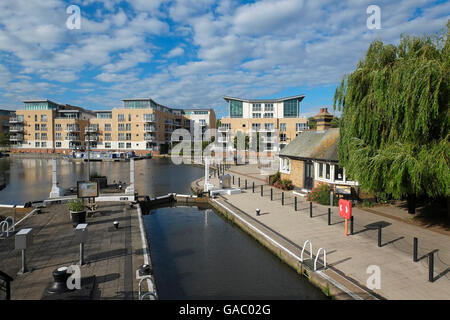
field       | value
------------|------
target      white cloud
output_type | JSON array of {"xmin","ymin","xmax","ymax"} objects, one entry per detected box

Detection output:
[{"xmin": 165, "ymin": 46, "xmax": 185, "ymax": 58}]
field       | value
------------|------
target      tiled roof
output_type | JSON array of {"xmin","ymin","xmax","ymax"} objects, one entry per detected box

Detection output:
[{"xmin": 279, "ymin": 128, "xmax": 339, "ymax": 162}]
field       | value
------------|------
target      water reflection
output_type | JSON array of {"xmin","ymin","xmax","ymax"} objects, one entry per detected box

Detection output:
[{"xmin": 0, "ymin": 157, "xmax": 204, "ymax": 204}]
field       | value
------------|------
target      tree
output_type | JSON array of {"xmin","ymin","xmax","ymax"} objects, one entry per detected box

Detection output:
[
  {"xmin": 216, "ymin": 119, "xmax": 222, "ymax": 129},
  {"xmin": 307, "ymin": 117, "xmax": 316, "ymax": 129},
  {"xmin": 334, "ymin": 21, "xmax": 450, "ymax": 214},
  {"xmin": 330, "ymin": 117, "xmax": 340, "ymax": 128}
]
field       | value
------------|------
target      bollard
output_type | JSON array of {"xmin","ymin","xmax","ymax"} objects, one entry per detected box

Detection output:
[
  {"xmin": 245, "ymin": 179, "xmax": 247, "ymax": 190},
  {"xmin": 350, "ymin": 216, "xmax": 354, "ymax": 235},
  {"xmin": 261, "ymin": 185, "xmax": 263, "ymax": 197},
  {"xmin": 413, "ymin": 237, "xmax": 418, "ymax": 262},
  {"xmin": 428, "ymin": 252, "xmax": 434, "ymax": 282},
  {"xmin": 295, "ymin": 197, "xmax": 297, "ymax": 211},
  {"xmin": 256, "ymin": 208, "xmax": 260, "ymax": 216},
  {"xmin": 282, "ymin": 192, "xmax": 284, "ymax": 206},
  {"xmin": 309, "ymin": 202, "xmax": 312, "ymax": 218},
  {"xmin": 47, "ymin": 267, "xmax": 72, "ymax": 293},
  {"xmin": 233, "ymin": 175, "xmax": 235, "ymax": 185},
  {"xmin": 328, "ymin": 208, "xmax": 331, "ymax": 225},
  {"xmin": 270, "ymin": 188, "xmax": 273, "ymax": 201},
  {"xmin": 238, "ymin": 177, "xmax": 240, "ymax": 188},
  {"xmin": 378, "ymin": 225, "xmax": 382, "ymax": 247},
  {"xmin": 252, "ymin": 182, "xmax": 255, "ymax": 193}
]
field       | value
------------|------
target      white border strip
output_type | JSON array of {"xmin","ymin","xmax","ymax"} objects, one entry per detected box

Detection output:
[
  {"xmin": 136, "ymin": 204, "xmax": 157, "ymax": 298},
  {"xmin": 212, "ymin": 199, "xmax": 373, "ymax": 300}
]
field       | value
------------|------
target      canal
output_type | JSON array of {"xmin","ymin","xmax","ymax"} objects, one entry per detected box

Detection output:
[{"xmin": 0, "ymin": 157, "xmax": 326, "ymax": 299}]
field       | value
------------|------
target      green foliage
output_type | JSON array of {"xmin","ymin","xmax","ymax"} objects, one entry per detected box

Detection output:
[
  {"xmin": 0, "ymin": 132, "xmax": 9, "ymax": 147},
  {"xmin": 307, "ymin": 117, "xmax": 316, "ymax": 129},
  {"xmin": 68, "ymin": 199, "xmax": 84, "ymax": 212},
  {"xmin": 269, "ymin": 171, "xmax": 281, "ymax": 185},
  {"xmin": 330, "ymin": 117, "xmax": 340, "ymax": 128},
  {"xmin": 334, "ymin": 22, "xmax": 450, "ymax": 200},
  {"xmin": 307, "ymin": 184, "xmax": 331, "ymax": 205}
]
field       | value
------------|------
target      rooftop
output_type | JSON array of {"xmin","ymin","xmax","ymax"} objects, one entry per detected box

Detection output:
[{"xmin": 223, "ymin": 94, "xmax": 305, "ymax": 103}]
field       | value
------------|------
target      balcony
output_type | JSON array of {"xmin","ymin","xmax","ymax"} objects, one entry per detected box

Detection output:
[
  {"xmin": 218, "ymin": 126, "xmax": 230, "ymax": 132},
  {"xmin": 260, "ymin": 127, "xmax": 275, "ymax": 132},
  {"xmin": 85, "ymin": 125, "xmax": 99, "ymax": 133},
  {"xmin": 261, "ymin": 136, "xmax": 276, "ymax": 143},
  {"xmin": 9, "ymin": 118, "xmax": 24, "ymax": 124},
  {"xmin": 65, "ymin": 126, "xmax": 80, "ymax": 133},
  {"xmin": 143, "ymin": 125, "xmax": 156, "ymax": 132},
  {"xmin": 144, "ymin": 134, "xmax": 156, "ymax": 142},
  {"xmin": 9, "ymin": 126, "xmax": 24, "ymax": 133},
  {"xmin": 85, "ymin": 135, "xmax": 99, "ymax": 142},
  {"xmin": 143, "ymin": 115, "xmax": 156, "ymax": 122},
  {"xmin": 65, "ymin": 135, "xmax": 81, "ymax": 141},
  {"xmin": 217, "ymin": 136, "xmax": 230, "ymax": 143},
  {"xmin": 9, "ymin": 134, "xmax": 24, "ymax": 141}
]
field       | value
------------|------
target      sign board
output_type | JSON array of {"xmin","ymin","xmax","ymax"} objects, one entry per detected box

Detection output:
[
  {"xmin": 339, "ymin": 199, "xmax": 352, "ymax": 220},
  {"xmin": 77, "ymin": 181, "xmax": 99, "ymax": 198}
]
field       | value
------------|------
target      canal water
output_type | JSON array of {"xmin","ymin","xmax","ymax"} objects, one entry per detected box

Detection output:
[{"xmin": 0, "ymin": 157, "xmax": 326, "ymax": 299}]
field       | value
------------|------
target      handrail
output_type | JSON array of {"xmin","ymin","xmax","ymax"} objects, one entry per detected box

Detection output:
[
  {"xmin": 300, "ymin": 240, "xmax": 312, "ymax": 262},
  {"xmin": 5, "ymin": 216, "xmax": 15, "ymax": 233},
  {"xmin": 0, "ymin": 221, "xmax": 9, "ymax": 238},
  {"xmin": 314, "ymin": 248, "xmax": 327, "ymax": 271},
  {"xmin": 138, "ymin": 276, "xmax": 157, "ymax": 300}
]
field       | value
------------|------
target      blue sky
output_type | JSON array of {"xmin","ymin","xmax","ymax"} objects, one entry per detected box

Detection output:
[{"xmin": 0, "ymin": 0, "xmax": 448, "ymax": 119}]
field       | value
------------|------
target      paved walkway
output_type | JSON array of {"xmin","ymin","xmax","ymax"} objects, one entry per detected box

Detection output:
[
  {"xmin": 202, "ymin": 165, "xmax": 450, "ymax": 300},
  {"xmin": 0, "ymin": 202, "xmax": 149, "ymax": 300}
]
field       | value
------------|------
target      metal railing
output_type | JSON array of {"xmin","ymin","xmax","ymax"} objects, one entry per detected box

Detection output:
[{"xmin": 138, "ymin": 276, "xmax": 158, "ymax": 300}]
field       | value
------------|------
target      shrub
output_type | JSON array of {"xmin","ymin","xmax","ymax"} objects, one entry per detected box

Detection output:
[
  {"xmin": 68, "ymin": 199, "xmax": 85, "ymax": 212},
  {"xmin": 269, "ymin": 171, "xmax": 281, "ymax": 185},
  {"xmin": 307, "ymin": 184, "xmax": 331, "ymax": 205},
  {"xmin": 281, "ymin": 179, "xmax": 294, "ymax": 190}
]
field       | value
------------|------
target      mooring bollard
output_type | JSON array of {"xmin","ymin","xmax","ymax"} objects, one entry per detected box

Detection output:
[
  {"xmin": 295, "ymin": 197, "xmax": 297, "ymax": 211},
  {"xmin": 378, "ymin": 225, "xmax": 382, "ymax": 247},
  {"xmin": 245, "ymin": 179, "xmax": 247, "ymax": 190},
  {"xmin": 270, "ymin": 188, "xmax": 273, "ymax": 201},
  {"xmin": 429, "ymin": 251, "xmax": 434, "ymax": 282},
  {"xmin": 413, "ymin": 237, "xmax": 418, "ymax": 262},
  {"xmin": 328, "ymin": 208, "xmax": 331, "ymax": 225},
  {"xmin": 238, "ymin": 177, "xmax": 240, "ymax": 188},
  {"xmin": 350, "ymin": 216, "xmax": 354, "ymax": 235},
  {"xmin": 256, "ymin": 208, "xmax": 260, "ymax": 216},
  {"xmin": 282, "ymin": 192, "xmax": 284, "ymax": 206},
  {"xmin": 261, "ymin": 185, "xmax": 263, "ymax": 197},
  {"xmin": 233, "ymin": 175, "xmax": 235, "ymax": 185},
  {"xmin": 252, "ymin": 182, "xmax": 255, "ymax": 193},
  {"xmin": 309, "ymin": 202, "xmax": 312, "ymax": 218}
]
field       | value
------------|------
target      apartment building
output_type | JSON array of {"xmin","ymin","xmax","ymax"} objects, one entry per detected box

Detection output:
[
  {"xmin": 0, "ymin": 110, "xmax": 13, "ymax": 135},
  {"xmin": 219, "ymin": 95, "xmax": 309, "ymax": 151},
  {"xmin": 182, "ymin": 108, "xmax": 216, "ymax": 134},
  {"xmin": 10, "ymin": 98, "xmax": 215, "ymax": 155}
]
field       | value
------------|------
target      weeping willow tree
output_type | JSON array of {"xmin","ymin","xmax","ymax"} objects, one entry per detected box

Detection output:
[{"xmin": 334, "ymin": 21, "xmax": 450, "ymax": 214}]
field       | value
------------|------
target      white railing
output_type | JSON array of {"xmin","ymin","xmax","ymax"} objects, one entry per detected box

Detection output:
[
  {"xmin": 300, "ymin": 240, "xmax": 313, "ymax": 262},
  {"xmin": 314, "ymin": 248, "xmax": 327, "ymax": 271}
]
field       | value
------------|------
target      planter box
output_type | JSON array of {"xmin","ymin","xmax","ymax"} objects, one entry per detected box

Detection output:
[{"xmin": 70, "ymin": 210, "xmax": 86, "ymax": 226}]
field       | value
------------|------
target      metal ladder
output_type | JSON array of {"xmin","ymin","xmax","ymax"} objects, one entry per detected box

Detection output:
[
  {"xmin": 300, "ymin": 240, "xmax": 327, "ymax": 271},
  {"xmin": 0, "ymin": 216, "xmax": 15, "ymax": 238}
]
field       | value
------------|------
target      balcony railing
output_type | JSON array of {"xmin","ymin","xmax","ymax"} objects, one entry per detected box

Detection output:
[
  {"xmin": 218, "ymin": 126, "xmax": 230, "ymax": 132},
  {"xmin": 85, "ymin": 136, "xmax": 99, "ymax": 142},
  {"xmin": 85, "ymin": 125, "xmax": 99, "ymax": 133},
  {"xmin": 9, "ymin": 134, "xmax": 24, "ymax": 141},
  {"xmin": 65, "ymin": 126, "xmax": 80, "ymax": 133},
  {"xmin": 65, "ymin": 135, "xmax": 81, "ymax": 141},
  {"xmin": 143, "ymin": 115, "xmax": 156, "ymax": 122},
  {"xmin": 9, "ymin": 126, "xmax": 24, "ymax": 132},
  {"xmin": 9, "ymin": 118, "xmax": 24, "ymax": 124},
  {"xmin": 144, "ymin": 135, "xmax": 156, "ymax": 142},
  {"xmin": 143, "ymin": 125, "xmax": 156, "ymax": 132}
]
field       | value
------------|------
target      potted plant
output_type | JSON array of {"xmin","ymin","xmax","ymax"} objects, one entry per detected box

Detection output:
[{"xmin": 68, "ymin": 199, "xmax": 86, "ymax": 226}]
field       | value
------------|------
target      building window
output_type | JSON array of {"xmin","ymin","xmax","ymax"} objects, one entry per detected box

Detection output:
[
  {"xmin": 118, "ymin": 123, "xmax": 125, "ymax": 131},
  {"xmin": 252, "ymin": 113, "xmax": 261, "ymax": 118},
  {"xmin": 118, "ymin": 114, "xmax": 125, "ymax": 122},
  {"xmin": 105, "ymin": 142, "xmax": 111, "ymax": 149},
  {"xmin": 34, "ymin": 115, "xmax": 37, "ymax": 121},
  {"xmin": 126, "ymin": 123, "xmax": 131, "ymax": 131},
  {"xmin": 252, "ymin": 103, "xmax": 262, "ymax": 111},
  {"xmin": 126, "ymin": 142, "xmax": 132, "ymax": 148},
  {"xmin": 118, "ymin": 142, "xmax": 125, "ymax": 149},
  {"xmin": 128, "ymin": 114, "xmax": 131, "ymax": 121},
  {"xmin": 280, "ymin": 133, "xmax": 286, "ymax": 142},
  {"xmin": 35, "ymin": 133, "xmax": 40, "ymax": 140},
  {"xmin": 126, "ymin": 133, "xmax": 131, "ymax": 140},
  {"xmin": 118, "ymin": 133, "xmax": 125, "ymax": 140},
  {"xmin": 55, "ymin": 133, "xmax": 62, "ymax": 140},
  {"xmin": 230, "ymin": 100, "xmax": 243, "ymax": 118},
  {"xmin": 41, "ymin": 133, "xmax": 47, "ymax": 140},
  {"xmin": 319, "ymin": 163, "xmax": 323, "ymax": 178},
  {"xmin": 296, "ymin": 123, "xmax": 307, "ymax": 131},
  {"xmin": 56, "ymin": 142, "xmax": 61, "ymax": 148},
  {"xmin": 41, "ymin": 124, "xmax": 47, "ymax": 131},
  {"xmin": 251, "ymin": 123, "xmax": 261, "ymax": 131},
  {"xmin": 104, "ymin": 124, "xmax": 111, "ymax": 131},
  {"xmin": 283, "ymin": 99, "xmax": 298, "ymax": 117},
  {"xmin": 41, "ymin": 142, "xmax": 47, "ymax": 148},
  {"xmin": 41, "ymin": 115, "xmax": 47, "ymax": 122},
  {"xmin": 265, "ymin": 103, "xmax": 274, "ymax": 111},
  {"xmin": 55, "ymin": 124, "xmax": 62, "ymax": 131},
  {"xmin": 104, "ymin": 133, "xmax": 111, "ymax": 141},
  {"xmin": 35, "ymin": 124, "xmax": 40, "ymax": 130},
  {"xmin": 335, "ymin": 165, "xmax": 344, "ymax": 181},
  {"xmin": 280, "ymin": 123, "xmax": 286, "ymax": 131},
  {"xmin": 280, "ymin": 158, "xmax": 290, "ymax": 174},
  {"xmin": 264, "ymin": 113, "xmax": 273, "ymax": 118},
  {"xmin": 264, "ymin": 123, "xmax": 274, "ymax": 130},
  {"xmin": 35, "ymin": 142, "xmax": 40, "ymax": 147}
]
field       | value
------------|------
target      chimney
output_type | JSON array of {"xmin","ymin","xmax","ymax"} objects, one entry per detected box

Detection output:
[{"xmin": 314, "ymin": 108, "xmax": 333, "ymax": 131}]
